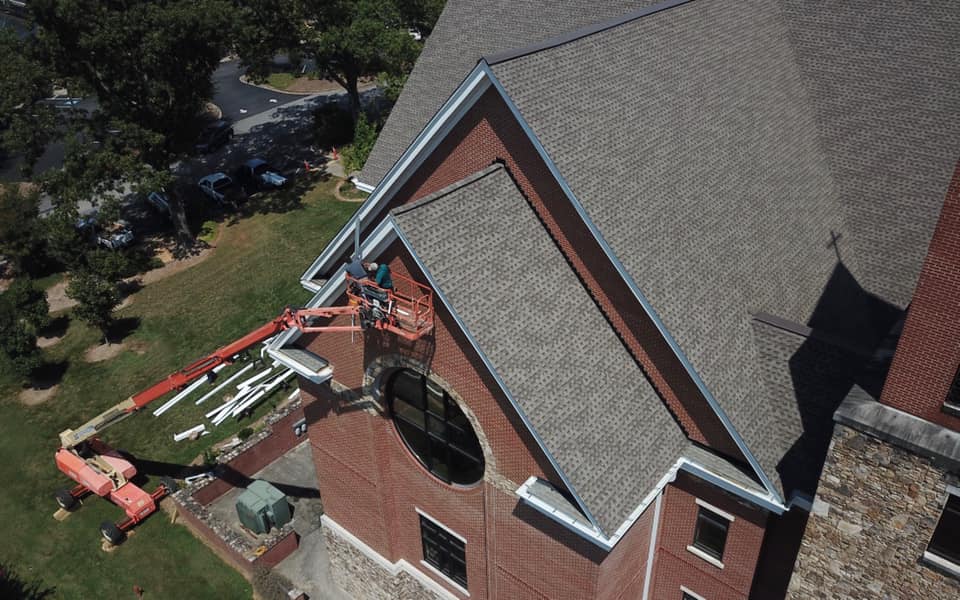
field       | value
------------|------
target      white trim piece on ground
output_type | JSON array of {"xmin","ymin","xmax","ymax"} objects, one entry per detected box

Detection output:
[
  {"xmin": 641, "ymin": 491, "xmax": 663, "ymax": 600},
  {"xmin": 152, "ymin": 367, "xmax": 223, "ymax": 417},
  {"xmin": 235, "ymin": 366, "xmax": 274, "ymax": 390},
  {"xmin": 321, "ymin": 515, "xmax": 462, "ymax": 600},
  {"xmin": 173, "ymin": 424, "xmax": 206, "ymax": 442},
  {"xmin": 195, "ymin": 363, "xmax": 255, "ymax": 405},
  {"xmin": 299, "ymin": 66, "xmax": 491, "ymax": 290}
]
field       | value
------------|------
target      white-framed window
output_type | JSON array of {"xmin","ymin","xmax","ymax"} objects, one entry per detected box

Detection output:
[
  {"xmin": 686, "ymin": 499, "xmax": 733, "ymax": 569},
  {"xmin": 681, "ymin": 585, "xmax": 706, "ymax": 600},
  {"xmin": 418, "ymin": 511, "xmax": 468, "ymax": 593},
  {"xmin": 923, "ymin": 487, "xmax": 960, "ymax": 578}
]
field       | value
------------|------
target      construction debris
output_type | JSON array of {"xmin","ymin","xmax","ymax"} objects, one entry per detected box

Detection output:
[{"xmin": 173, "ymin": 424, "xmax": 207, "ymax": 442}]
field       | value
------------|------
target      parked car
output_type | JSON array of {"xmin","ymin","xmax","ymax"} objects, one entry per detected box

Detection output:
[
  {"xmin": 77, "ymin": 216, "xmax": 135, "ymax": 250},
  {"xmin": 198, "ymin": 172, "xmax": 237, "ymax": 204},
  {"xmin": 146, "ymin": 191, "xmax": 170, "ymax": 215},
  {"xmin": 236, "ymin": 158, "xmax": 288, "ymax": 190},
  {"xmin": 194, "ymin": 120, "xmax": 233, "ymax": 154}
]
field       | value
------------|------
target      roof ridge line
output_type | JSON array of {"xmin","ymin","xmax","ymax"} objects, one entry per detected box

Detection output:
[
  {"xmin": 391, "ymin": 163, "xmax": 505, "ymax": 217},
  {"xmin": 484, "ymin": 0, "xmax": 697, "ymax": 65}
]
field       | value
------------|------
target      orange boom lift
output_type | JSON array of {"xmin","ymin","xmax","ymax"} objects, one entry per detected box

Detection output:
[{"xmin": 53, "ymin": 271, "xmax": 433, "ymax": 544}]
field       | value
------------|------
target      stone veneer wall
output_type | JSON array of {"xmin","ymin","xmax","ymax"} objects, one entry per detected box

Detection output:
[
  {"xmin": 322, "ymin": 526, "xmax": 446, "ymax": 600},
  {"xmin": 788, "ymin": 424, "xmax": 960, "ymax": 598}
]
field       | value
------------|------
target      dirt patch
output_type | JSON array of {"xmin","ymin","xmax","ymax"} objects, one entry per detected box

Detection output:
[
  {"xmin": 46, "ymin": 279, "xmax": 78, "ymax": 313},
  {"xmin": 135, "ymin": 235, "xmax": 220, "ymax": 288},
  {"xmin": 128, "ymin": 340, "xmax": 149, "ymax": 355},
  {"xmin": 36, "ymin": 335, "xmax": 63, "ymax": 348},
  {"xmin": 84, "ymin": 342, "xmax": 127, "ymax": 363},
  {"xmin": 20, "ymin": 384, "xmax": 59, "ymax": 406}
]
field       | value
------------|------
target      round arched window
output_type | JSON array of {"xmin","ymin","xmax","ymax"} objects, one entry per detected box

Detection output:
[{"xmin": 387, "ymin": 369, "xmax": 484, "ymax": 485}]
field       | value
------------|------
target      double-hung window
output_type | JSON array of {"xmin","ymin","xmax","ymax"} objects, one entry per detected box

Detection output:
[{"xmin": 924, "ymin": 490, "xmax": 960, "ymax": 577}]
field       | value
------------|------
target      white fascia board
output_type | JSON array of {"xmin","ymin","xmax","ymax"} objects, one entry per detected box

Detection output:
[
  {"xmin": 390, "ymin": 218, "xmax": 604, "ymax": 535},
  {"xmin": 299, "ymin": 67, "xmax": 492, "ymax": 290},
  {"xmin": 516, "ymin": 477, "xmax": 612, "ymax": 551},
  {"xmin": 478, "ymin": 60, "xmax": 782, "ymax": 505},
  {"xmin": 516, "ymin": 454, "xmax": 787, "ymax": 553}
]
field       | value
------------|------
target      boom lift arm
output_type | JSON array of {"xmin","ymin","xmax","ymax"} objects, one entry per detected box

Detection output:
[{"xmin": 53, "ymin": 271, "xmax": 434, "ymax": 544}]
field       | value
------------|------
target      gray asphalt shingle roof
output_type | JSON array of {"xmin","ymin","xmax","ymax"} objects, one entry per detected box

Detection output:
[
  {"xmin": 489, "ymin": 0, "xmax": 960, "ymax": 498},
  {"xmin": 359, "ymin": 0, "xmax": 660, "ymax": 187},
  {"xmin": 393, "ymin": 165, "xmax": 688, "ymax": 535}
]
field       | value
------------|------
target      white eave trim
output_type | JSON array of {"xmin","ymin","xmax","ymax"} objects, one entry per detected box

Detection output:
[
  {"xmin": 516, "ymin": 454, "xmax": 786, "ymax": 552},
  {"xmin": 478, "ymin": 60, "xmax": 783, "ymax": 505},
  {"xmin": 299, "ymin": 66, "xmax": 492, "ymax": 289}
]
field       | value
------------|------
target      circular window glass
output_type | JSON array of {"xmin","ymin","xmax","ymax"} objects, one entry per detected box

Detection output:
[{"xmin": 387, "ymin": 369, "xmax": 484, "ymax": 485}]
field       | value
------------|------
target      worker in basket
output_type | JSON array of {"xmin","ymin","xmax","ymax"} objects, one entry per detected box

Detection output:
[{"xmin": 346, "ymin": 258, "xmax": 394, "ymax": 328}]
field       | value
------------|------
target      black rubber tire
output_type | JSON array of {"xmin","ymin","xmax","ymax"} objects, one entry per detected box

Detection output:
[
  {"xmin": 159, "ymin": 476, "xmax": 178, "ymax": 495},
  {"xmin": 55, "ymin": 488, "xmax": 76, "ymax": 510},
  {"xmin": 100, "ymin": 521, "xmax": 125, "ymax": 545}
]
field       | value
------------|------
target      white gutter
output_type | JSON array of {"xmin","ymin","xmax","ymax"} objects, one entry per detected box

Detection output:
[
  {"xmin": 299, "ymin": 67, "xmax": 492, "ymax": 289},
  {"xmin": 478, "ymin": 61, "xmax": 782, "ymax": 505},
  {"xmin": 516, "ymin": 454, "xmax": 786, "ymax": 552}
]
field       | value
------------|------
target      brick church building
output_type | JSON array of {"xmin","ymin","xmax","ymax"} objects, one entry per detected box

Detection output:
[{"xmin": 268, "ymin": 1, "xmax": 960, "ymax": 598}]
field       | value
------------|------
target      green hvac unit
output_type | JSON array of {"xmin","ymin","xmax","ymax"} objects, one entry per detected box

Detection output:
[{"xmin": 235, "ymin": 480, "xmax": 292, "ymax": 534}]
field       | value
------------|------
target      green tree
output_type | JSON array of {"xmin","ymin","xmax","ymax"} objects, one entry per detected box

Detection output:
[
  {"xmin": 341, "ymin": 113, "xmax": 378, "ymax": 173},
  {"xmin": 398, "ymin": 0, "xmax": 445, "ymax": 38},
  {"xmin": 235, "ymin": 0, "xmax": 422, "ymax": 120},
  {"xmin": 0, "ymin": 300, "xmax": 43, "ymax": 385},
  {"xmin": 4, "ymin": 279, "xmax": 51, "ymax": 332},
  {"xmin": 66, "ymin": 271, "xmax": 120, "ymax": 344},
  {"xmin": 0, "ymin": 184, "xmax": 44, "ymax": 276},
  {"xmin": 31, "ymin": 0, "xmax": 233, "ymax": 248},
  {"xmin": 0, "ymin": 27, "xmax": 57, "ymax": 174}
]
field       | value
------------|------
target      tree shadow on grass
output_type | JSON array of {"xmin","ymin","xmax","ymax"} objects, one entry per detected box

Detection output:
[
  {"xmin": 107, "ymin": 317, "xmax": 140, "ymax": 343},
  {"xmin": 38, "ymin": 315, "xmax": 70, "ymax": 339},
  {"xmin": 30, "ymin": 360, "xmax": 69, "ymax": 388},
  {"xmin": 1, "ymin": 563, "xmax": 55, "ymax": 600}
]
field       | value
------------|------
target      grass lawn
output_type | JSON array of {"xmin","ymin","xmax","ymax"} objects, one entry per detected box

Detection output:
[
  {"xmin": 0, "ymin": 177, "xmax": 357, "ymax": 598},
  {"xmin": 265, "ymin": 72, "xmax": 297, "ymax": 91}
]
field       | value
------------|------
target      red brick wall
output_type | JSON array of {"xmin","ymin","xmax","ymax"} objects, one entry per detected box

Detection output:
[
  {"xmin": 649, "ymin": 473, "xmax": 767, "ymax": 600},
  {"xmin": 337, "ymin": 87, "xmax": 743, "ymax": 461},
  {"xmin": 596, "ymin": 498, "xmax": 655, "ymax": 600},
  {"xmin": 880, "ymin": 160, "xmax": 960, "ymax": 430},
  {"xmin": 194, "ymin": 407, "xmax": 306, "ymax": 506}
]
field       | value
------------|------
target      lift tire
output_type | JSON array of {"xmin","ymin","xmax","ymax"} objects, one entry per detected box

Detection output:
[
  {"xmin": 100, "ymin": 521, "xmax": 125, "ymax": 545},
  {"xmin": 159, "ymin": 476, "xmax": 179, "ymax": 495},
  {"xmin": 55, "ymin": 488, "xmax": 76, "ymax": 510}
]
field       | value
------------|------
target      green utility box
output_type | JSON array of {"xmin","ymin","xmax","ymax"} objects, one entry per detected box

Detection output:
[{"xmin": 236, "ymin": 480, "xmax": 292, "ymax": 534}]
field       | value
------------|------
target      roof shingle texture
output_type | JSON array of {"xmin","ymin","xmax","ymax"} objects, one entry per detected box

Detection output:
[
  {"xmin": 393, "ymin": 166, "xmax": 687, "ymax": 535},
  {"xmin": 359, "ymin": 0, "xmax": 660, "ymax": 187},
  {"xmin": 490, "ymin": 0, "xmax": 850, "ymax": 497}
]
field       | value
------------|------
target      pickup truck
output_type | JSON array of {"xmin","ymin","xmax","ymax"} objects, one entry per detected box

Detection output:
[
  {"xmin": 198, "ymin": 172, "xmax": 240, "ymax": 204},
  {"xmin": 236, "ymin": 158, "xmax": 288, "ymax": 190}
]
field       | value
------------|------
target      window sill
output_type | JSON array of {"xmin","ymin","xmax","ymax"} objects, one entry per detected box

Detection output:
[
  {"xmin": 686, "ymin": 545, "xmax": 724, "ymax": 569},
  {"xmin": 922, "ymin": 551, "xmax": 960, "ymax": 580},
  {"xmin": 419, "ymin": 560, "xmax": 470, "ymax": 597}
]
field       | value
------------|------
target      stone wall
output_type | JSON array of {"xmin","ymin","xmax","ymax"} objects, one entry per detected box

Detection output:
[
  {"xmin": 323, "ymin": 525, "xmax": 444, "ymax": 600},
  {"xmin": 788, "ymin": 423, "xmax": 960, "ymax": 598}
]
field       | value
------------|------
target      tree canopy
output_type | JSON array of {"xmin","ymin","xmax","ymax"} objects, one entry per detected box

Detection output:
[
  {"xmin": 235, "ymin": 0, "xmax": 424, "ymax": 118},
  {"xmin": 0, "ymin": 27, "xmax": 57, "ymax": 173}
]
